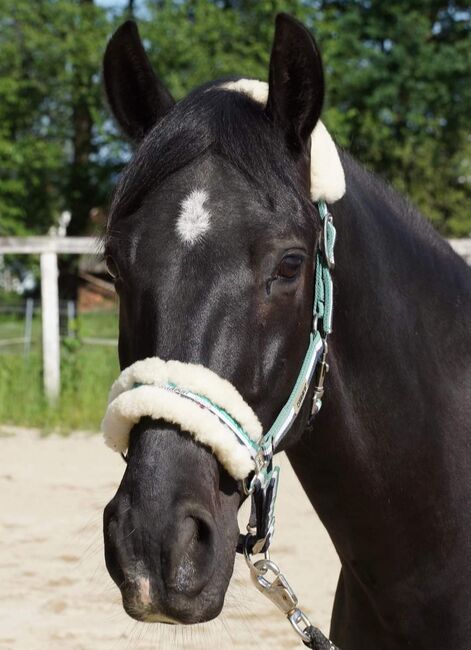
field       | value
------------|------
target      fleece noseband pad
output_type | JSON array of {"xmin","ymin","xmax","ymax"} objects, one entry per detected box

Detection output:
[{"xmin": 102, "ymin": 358, "xmax": 262, "ymax": 481}]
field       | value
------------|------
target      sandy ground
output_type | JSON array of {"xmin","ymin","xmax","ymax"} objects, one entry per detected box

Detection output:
[{"xmin": 0, "ymin": 426, "xmax": 340, "ymax": 650}]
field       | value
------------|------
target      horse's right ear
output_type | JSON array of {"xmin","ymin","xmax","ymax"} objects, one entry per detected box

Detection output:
[
  {"xmin": 103, "ymin": 21, "xmax": 175, "ymax": 142},
  {"xmin": 266, "ymin": 13, "xmax": 324, "ymax": 154}
]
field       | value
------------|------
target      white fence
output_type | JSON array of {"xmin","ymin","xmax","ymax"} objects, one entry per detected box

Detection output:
[
  {"xmin": 0, "ymin": 237, "xmax": 98, "ymax": 401},
  {"xmin": 0, "ymin": 236, "xmax": 470, "ymax": 402},
  {"xmin": 449, "ymin": 239, "xmax": 471, "ymax": 264}
]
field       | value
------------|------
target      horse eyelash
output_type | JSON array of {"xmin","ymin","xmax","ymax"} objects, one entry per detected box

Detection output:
[{"xmin": 266, "ymin": 275, "xmax": 277, "ymax": 295}]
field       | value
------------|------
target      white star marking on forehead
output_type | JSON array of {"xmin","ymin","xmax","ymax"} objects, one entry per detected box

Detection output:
[{"xmin": 176, "ymin": 188, "xmax": 211, "ymax": 245}]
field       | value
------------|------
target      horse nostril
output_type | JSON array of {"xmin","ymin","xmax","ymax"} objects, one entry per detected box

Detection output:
[
  {"xmin": 180, "ymin": 513, "xmax": 212, "ymax": 549},
  {"xmin": 103, "ymin": 497, "xmax": 130, "ymax": 589},
  {"xmin": 165, "ymin": 506, "xmax": 216, "ymax": 596},
  {"xmin": 194, "ymin": 515, "xmax": 212, "ymax": 547}
]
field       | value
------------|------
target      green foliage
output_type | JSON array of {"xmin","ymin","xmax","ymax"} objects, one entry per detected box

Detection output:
[
  {"xmin": 0, "ymin": 345, "xmax": 119, "ymax": 431},
  {"xmin": 140, "ymin": 0, "xmax": 305, "ymax": 97},
  {"xmin": 0, "ymin": 0, "xmax": 469, "ymax": 237},
  {"xmin": 315, "ymin": 1, "xmax": 471, "ymax": 235},
  {"xmin": 0, "ymin": 0, "xmax": 113, "ymax": 236}
]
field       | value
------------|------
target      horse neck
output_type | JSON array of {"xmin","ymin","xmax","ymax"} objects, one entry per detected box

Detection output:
[{"xmin": 288, "ymin": 153, "xmax": 471, "ymax": 566}]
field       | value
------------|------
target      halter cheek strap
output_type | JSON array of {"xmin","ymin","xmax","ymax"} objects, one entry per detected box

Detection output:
[
  {"xmin": 101, "ymin": 200, "xmax": 336, "ymax": 556},
  {"xmin": 238, "ymin": 200, "xmax": 335, "ymax": 554}
]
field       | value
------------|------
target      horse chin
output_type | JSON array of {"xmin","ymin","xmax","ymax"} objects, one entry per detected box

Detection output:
[
  {"xmin": 121, "ymin": 584, "xmax": 227, "ymax": 625},
  {"xmin": 117, "ymin": 568, "xmax": 230, "ymax": 625}
]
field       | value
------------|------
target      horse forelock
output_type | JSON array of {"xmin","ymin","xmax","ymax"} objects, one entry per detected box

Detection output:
[{"xmin": 106, "ymin": 78, "xmax": 322, "ymax": 238}]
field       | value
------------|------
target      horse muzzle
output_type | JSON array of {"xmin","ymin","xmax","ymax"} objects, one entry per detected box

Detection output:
[{"xmin": 103, "ymin": 418, "xmax": 240, "ymax": 624}]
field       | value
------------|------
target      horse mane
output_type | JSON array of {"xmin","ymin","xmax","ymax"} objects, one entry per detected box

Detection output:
[{"xmin": 338, "ymin": 150, "xmax": 471, "ymax": 310}]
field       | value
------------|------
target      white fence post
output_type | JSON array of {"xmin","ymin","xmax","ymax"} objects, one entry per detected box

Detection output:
[
  {"xmin": 40, "ymin": 252, "xmax": 60, "ymax": 402},
  {"xmin": 0, "ymin": 237, "xmax": 97, "ymax": 402}
]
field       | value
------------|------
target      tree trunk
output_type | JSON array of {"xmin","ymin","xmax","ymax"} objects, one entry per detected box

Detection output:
[{"xmin": 68, "ymin": 0, "xmax": 94, "ymax": 236}]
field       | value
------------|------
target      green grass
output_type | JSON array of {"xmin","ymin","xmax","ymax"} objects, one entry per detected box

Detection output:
[
  {"xmin": 0, "ymin": 311, "xmax": 41, "ymax": 344},
  {"xmin": 0, "ymin": 309, "xmax": 120, "ymax": 432},
  {"xmin": 78, "ymin": 309, "xmax": 120, "ymax": 339}
]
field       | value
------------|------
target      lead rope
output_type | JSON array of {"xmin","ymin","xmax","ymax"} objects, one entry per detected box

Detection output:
[{"xmin": 240, "ymin": 201, "xmax": 340, "ymax": 650}]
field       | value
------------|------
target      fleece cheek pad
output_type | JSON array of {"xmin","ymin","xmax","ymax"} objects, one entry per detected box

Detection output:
[{"xmin": 101, "ymin": 357, "xmax": 263, "ymax": 481}]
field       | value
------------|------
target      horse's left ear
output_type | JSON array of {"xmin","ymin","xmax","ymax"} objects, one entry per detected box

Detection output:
[{"xmin": 266, "ymin": 13, "xmax": 324, "ymax": 153}]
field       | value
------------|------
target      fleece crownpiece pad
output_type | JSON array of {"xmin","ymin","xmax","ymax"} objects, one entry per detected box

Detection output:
[{"xmin": 220, "ymin": 79, "xmax": 346, "ymax": 204}]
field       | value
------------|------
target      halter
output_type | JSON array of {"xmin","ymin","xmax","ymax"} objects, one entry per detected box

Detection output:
[
  {"xmin": 102, "ymin": 199, "xmax": 334, "ymax": 552},
  {"xmin": 102, "ymin": 199, "xmax": 337, "ymax": 649}
]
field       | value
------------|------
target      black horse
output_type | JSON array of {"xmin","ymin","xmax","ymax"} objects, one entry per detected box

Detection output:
[{"xmin": 102, "ymin": 13, "xmax": 471, "ymax": 649}]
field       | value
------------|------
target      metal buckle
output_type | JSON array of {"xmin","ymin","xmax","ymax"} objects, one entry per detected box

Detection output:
[
  {"xmin": 322, "ymin": 212, "xmax": 335, "ymax": 270},
  {"xmin": 254, "ymin": 449, "xmax": 266, "ymax": 474},
  {"xmin": 241, "ymin": 447, "xmax": 268, "ymax": 496},
  {"xmin": 310, "ymin": 341, "xmax": 330, "ymax": 419}
]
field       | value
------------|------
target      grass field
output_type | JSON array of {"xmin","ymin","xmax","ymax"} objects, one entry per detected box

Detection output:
[{"xmin": 0, "ymin": 308, "xmax": 119, "ymax": 432}]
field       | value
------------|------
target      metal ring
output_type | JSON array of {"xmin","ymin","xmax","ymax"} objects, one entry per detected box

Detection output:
[
  {"xmin": 241, "ymin": 472, "xmax": 255, "ymax": 496},
  {"xmin": 323, "ymin": 213, "xmax": 335, "ymax": 270},
  {"xmin": 243, "ymin": 535, "xmax": 270, "ymax": 574},
  {"xmin": 253, "ymin": 558, "xmax": 281, "ymax": 580},
  {"xmin": 288, "ymin": 608, "xmax": 312, "ymax": 644}
]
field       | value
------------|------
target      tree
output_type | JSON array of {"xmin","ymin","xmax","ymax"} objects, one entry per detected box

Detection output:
[
  {"xmin": 139, "ymin": 0, "xmax": 471, "ymax": 235},
  {"xmin": 315, "ymin": 0, "xmax": 471, "ymax": 235},
  {"xmin": 0, "ymin": 0, "xmax": 469, "ymax": 238},
  {"xmin": 0, "ymin": 0, "xmax": 113, "ymax": 236}
]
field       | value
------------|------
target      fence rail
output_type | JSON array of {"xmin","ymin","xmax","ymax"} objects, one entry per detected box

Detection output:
[
  {"xmin": 449, "ymin": 238, "xmax": 471, "ymax": 264},
  {"xmin": 0, "ymin": 235, "xmax": 470, "ymax": 401},
  {"xmin": 0, "ymin": 237, "xmax": 100, "ymax": 401},
  {"xmin": 0, "ymin": 236, "xmax": 99, "ymax": 255}
]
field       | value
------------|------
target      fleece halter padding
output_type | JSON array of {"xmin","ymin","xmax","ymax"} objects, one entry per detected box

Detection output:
[{"xmin": 102, "ymin": 358, "xmax": 262, "ymax": 480}]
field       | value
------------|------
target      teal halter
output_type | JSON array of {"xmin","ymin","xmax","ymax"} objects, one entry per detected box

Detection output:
[{"xmin": 118, "ymin": 200, "xmax": 336, "ymax": 555}]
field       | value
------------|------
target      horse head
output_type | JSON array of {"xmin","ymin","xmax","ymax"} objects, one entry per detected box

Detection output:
[{"xmin": 102, "ymin": 13, "xmax": 330, "ymax": 625}]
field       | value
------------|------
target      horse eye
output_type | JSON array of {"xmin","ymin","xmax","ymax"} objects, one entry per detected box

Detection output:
[
  {"xmin": 277, "ymin": 254, "xmax": 303, "ymax": 279},
  {"xmin": 105, "ymin": 255, "xmax": 119, "ymax": 279}
]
